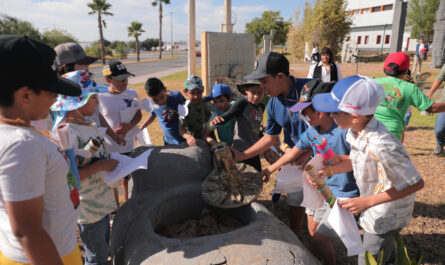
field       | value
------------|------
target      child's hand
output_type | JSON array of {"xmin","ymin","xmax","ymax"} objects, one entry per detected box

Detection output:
[
  {"xmin": 338, "ymin": 197, "xmax": 372, "ymax": 214},
  {"xmin": 97, "ymin": 159, "xmax": 120, "ymax": 172},
  {"xmin": 258, "ymin": 168, "xmax": 272, "ymax": 183},
  {"xmin": 305, "ymin": 174, "xmax": 319, "ymax": 188},
  {"xmin": 231, "ymin": 147, "xmax": 246, "ymax": 162},
  {"xmin": 322, "ymin": 155, "xmax": 341, "ymax": 166},
  {"xmin": 210, "ymin": 116, "xmax": 225, "ymax": 127},
  {"xmin": 114, "ymin": 123, "xmax": 132, "ymax": 136},
  {"xmin": 185, "ymin": 135, "xmax": 198, "ymax": 146},
  {"xmin": 318, "ymin": 166, "xmax": 331, "ymax": 179},
  {"xmin": 294, "ymin": 150, "xmax": 312, "ymax": 169},
  {"xmin": 111, "ymin": 132, "xmax": 126, "ymax": 145}
]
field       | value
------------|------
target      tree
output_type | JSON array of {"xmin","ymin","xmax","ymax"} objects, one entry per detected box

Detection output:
[
  {"xmin": 128, "ymin": 21, "xmax": 145, "ymax": 62},
  {"xmin": 141, "ymin": 38, "xmax": 162, "ymax": 51},
  {"xmin": 287, "ymin": 9, "xmax": 306, "ymax": 61},
  {"xmin": 87, "ymin": 0, "xmax": 113, "ymax": 64},
  {"xmin": 0, "ymin": 14, "xmax": 42, "ymax": 41},
  {"xmin": 407, "ymin": 0, "xmax": 440, "ymax": 41},
  {"xmin": 85, "ymin": 42, "xmax": 112, "ymax": 58},
  {"xmin": 41, "ymin": 29, "xmax": 78, "ymax": 48},
  {"xmin": 152, "ymin": 0, "xmax": 171, "ymax": 59},
  {"xmin": 245, "ymin": 11, "xmax": 291, "ymax": 45}
]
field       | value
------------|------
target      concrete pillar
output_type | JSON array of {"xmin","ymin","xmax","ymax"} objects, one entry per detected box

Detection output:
[
  {"xmin": 431, "ymin": 0, "xmax": 445, "ymax": 68},
  {"xmin": 263, "ymin": 35, "xmax": 271, "ymax": 54},
  {"xmin": 188, "ymin": 0, "xmax": 196, "ymax": 76},
  {"xmin": 221, "ymin": 0, "xmax": 233, "ymax": 33},
  {"xmin": 389, "ymin": 0, "xmax": 407, "ymax": 54}
]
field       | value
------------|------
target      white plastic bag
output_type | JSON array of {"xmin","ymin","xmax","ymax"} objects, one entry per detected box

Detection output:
[
  {"xmin": 301, "ymin": 154, "xmax": 324, "ymax": 209},
  {"xmin": 272, "ymin": 164, "xmax": 303, "ymax": 194}
]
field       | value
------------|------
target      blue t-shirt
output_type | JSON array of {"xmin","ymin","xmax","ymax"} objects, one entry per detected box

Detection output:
[
  {"xmin": 209, "ymin": 103, "xmax": 236, "ymax": 145},
  {"xmin": 151, "ymin": 91, "xmax": 186, "ymax": 144},
  {"xmin": 265, "ymin": 76, "xmax": 310, "ymax": 147},
  {"xmin": 296, "ymin": 125, "xmax": 359, "ymax": 198}
]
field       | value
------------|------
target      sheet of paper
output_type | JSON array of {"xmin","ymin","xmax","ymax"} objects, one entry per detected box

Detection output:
[
  {"xmin": 178, "ymin": 101, "xmax": 189, "ymax": 118},
  {"xmin": 301, "ymin": 154, "xmax": 324, "ymax": 209},
  {"xmin": 139, "ymin": 98, "xmax": 154, "ymax": 113},
  {"xmin": 328, "ymin": 198, "xmax": 364, "ymax": 256},
  {"xmin": 272, "ymin": 164, "xmax": 303, "ymax": 194},
  {"xmin": 136, "ymin": 128, "xmax": 153, "ymax": 146},
  {"xmin": 125, "ymin": 126, "xmax": 141, "ymax": 140},
  {"xmin": 102, "ymin": 149, "xmax": 153, "ymax": 187}
]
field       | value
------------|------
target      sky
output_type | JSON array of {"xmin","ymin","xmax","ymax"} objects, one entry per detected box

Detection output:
[{"xmin": 0, "ymin": 0, "xmax": 308, "ymax": 43}]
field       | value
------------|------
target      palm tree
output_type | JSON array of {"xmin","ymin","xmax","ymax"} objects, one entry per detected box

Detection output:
[
  {"xmin": 128, "ymin": 21, "xmax": 145, "ymax": 62},
  {"xmin": 152, "ymin": 0, "xmax": 171, "ymax": 59},
  {"xmin": 87, "ymin": 0, "xmax": 113, "ymax": 64}
]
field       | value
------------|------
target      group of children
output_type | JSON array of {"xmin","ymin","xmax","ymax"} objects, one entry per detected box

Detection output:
[{"xmin": 0, "ymin": 35, "xmax": 428, "ymax": 265}]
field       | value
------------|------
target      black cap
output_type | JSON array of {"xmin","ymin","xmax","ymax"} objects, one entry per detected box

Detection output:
[
  {"xmin": 0, "ymin": 35, "xmax": 81, "ymax": 96},
  {"xmin": 102, "ymin": 60, "xmax": 135, "ymax": 80},
  {"xmin": 289, "ymin": 79, "xmax": 335, "ymax": 112},
  {"xmin": 244, "ymin": 52, "xmax": 289, "ymax": 80}
]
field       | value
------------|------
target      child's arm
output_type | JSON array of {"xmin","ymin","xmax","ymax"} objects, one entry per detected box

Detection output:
[
  {"xmin": 210, "ymin": 99, "xmax": 247, "ymax": 127},
  {"xmin": 115, "ymin": 110, "xmax": 143, "ymax": 136},
  {"xmin": 140, "ymin": 114, "xmax": 157, "ymax": 130},
  {"xmin": 202, "ymin": 127, "xmax": 217, "ymax": 146},
  {"xmin": 259, "ymin": 146, "xmax": 306, "ymax": 182},
  {"xmin": 99, "ymin": 113, "xmax": 125, "ymax": 145},
  {"xmin": 338, "ymin": 179, "xmax": 424, "ymax": 214},
  {"xmin": 78, "ymin": 159, "xmax": 120, "ymax": 180},
  {"xmin": 179, "ymin": 125, "xmax": 197, "ymax": 146}
]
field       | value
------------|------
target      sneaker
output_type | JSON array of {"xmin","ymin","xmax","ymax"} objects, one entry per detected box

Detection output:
[{"xmin": 433, "ymin": 144, "xmax": 444, "ymax": 155}]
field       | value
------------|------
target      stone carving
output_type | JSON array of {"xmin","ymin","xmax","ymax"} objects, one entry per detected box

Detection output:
[{"xmin": 341, "ymin": 41, "xmax": 359, "ymax": 64}]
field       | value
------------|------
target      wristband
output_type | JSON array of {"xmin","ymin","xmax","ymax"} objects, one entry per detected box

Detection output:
[
  {"xmin": 282, "ymin": 144, "xmax": 289, "ymax": 152},
  {"xmin": 317, "ymin": 182, "xmax": 327, "ymax": 193},
  {"xmin": 326, "ymin": 194, "xmax": 336, "ymax": 207}
]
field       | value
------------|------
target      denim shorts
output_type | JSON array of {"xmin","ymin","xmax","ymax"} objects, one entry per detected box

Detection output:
[{"xmin": 77, "ymin": 215, "xmax": 111, "ymax": 265}]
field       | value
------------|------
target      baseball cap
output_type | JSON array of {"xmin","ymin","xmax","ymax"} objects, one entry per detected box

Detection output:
[
  {"xmin": 244, "ymin": 52, "xmax": 289, "ymax": 80},
  {"xmin": 289, "ymin": 79, "xmax": 335, "ymax": 112},
  {"xmin": 102, "ymin": 60, "xmax": 135, "ymax": 81},
  {"xmin": 184, "ymin": 75, "xmax": 204, "ymax": 91},
  {"xmin": 0, "ymin": 35, "xmax": 81, "ymax": 96},
  {"xmin": 207, "ymin": 84, "xmax": 232, "ymax": 99},
  {"xmin": 54, "ymin": 42, "xmax": 97, "ymax": 65},
  {"xmin": 236, "ymin": 79, "xmax": 261, "ymax": 95},
  {"xmin": 312, "ymin": 75, "xmax": 385, "ymax": 115},
  {"xmin": 383, "ymin": 52, "xmax": 410, "ymax": 76}
]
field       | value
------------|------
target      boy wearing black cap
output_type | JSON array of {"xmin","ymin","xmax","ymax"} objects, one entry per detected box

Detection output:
[
  {"xmin": 374, "ymin": 52, "xmax": 445, "ymax": 141},
  {"xmin": 0, "ymin": 35, "xmax": 82, "ymax": 264},
  {"xmin": 99, "ymin": 60, "xmax": 141, "ymax": 201},
  {"xmin": 259, "ymin": 79, "xmax": 359, "ymax": 264},
  {"xmin": 233, "ymin": 51, "xmax": 310, "ymax": 235}
]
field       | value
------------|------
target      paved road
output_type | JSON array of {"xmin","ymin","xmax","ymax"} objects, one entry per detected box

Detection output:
[{"xmin": 89, "ymin": 53, "xmax": 201, "ymax": 86}]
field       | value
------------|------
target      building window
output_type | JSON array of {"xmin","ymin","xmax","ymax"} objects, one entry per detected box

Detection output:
[
  {"xmin": 376, "ymin": 35, "xmax": 382, "ymax": 44},
  {"xmin": 364, "ymin": 36, "xmax": 369, "ymax": 44},
  {"xmin": 357, "ymin": 36, "xmax": 362, "ymax": 44},
  {"xmin": 353, "ymin": 9, "xmax": 360, "ymax": 15},
  {"xmin": 346, "ymin": 36, "xmax": 351, "ymax": 41},
  {"xmin": 383, "ymin": 4, "xmax": 393, "ymax": 11},
  {"xmin": 362, "ymin": 8, "xmax": 370, "ymax": 14},
  {"xmin": 371, "ymin": 6, "xmax": 381, "ymax": 12},
  {"xmin": 385, "ymin": 35, "xmax": 391, "ymax": 44}
]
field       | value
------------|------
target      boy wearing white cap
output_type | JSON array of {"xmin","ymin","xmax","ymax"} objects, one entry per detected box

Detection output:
[{"xmin": 312, "ymin": 75, "xmax": 424, "ymax": 264}]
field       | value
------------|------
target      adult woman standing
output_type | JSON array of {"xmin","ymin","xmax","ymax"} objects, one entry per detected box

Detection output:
[
  {"xmin": 308, "ymin": 47, "xmax": 342, "ymax": 82},
  {"xmin": 0, "ymin": 35, "xmax": 82, "ymax": 265}
]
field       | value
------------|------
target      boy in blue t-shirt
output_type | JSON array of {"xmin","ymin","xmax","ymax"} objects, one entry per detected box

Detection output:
[
  {"xmin": 140, "ymin": 77, "xmax": 186, "ymax": 145},
  {"xmin": 259, "ymin": 79, "xmax": 359, "ymax": 264},
  {"xmin": 204, "ymin": 83, "xmax": 235, "ymax": 146}
]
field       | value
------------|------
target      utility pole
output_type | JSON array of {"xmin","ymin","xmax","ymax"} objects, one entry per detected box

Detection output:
[
  {"xmin": 222, "ymin": 0, "xmax": 233, "ymax": 32},
  {"xmin": 169, "ymin": 12, "xmax": 174, "ymax": 58},
  {"xmin": 188, "ymin": 0, "xmax": 196, "ymax": 76}
]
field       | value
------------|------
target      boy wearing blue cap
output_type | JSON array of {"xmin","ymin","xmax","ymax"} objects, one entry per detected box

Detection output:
[
  {"xmin": 140, "ymin": 77, "xmax": 187, "ymax": 145},
  {"xmin": 312, "ymin": 75, "xmax": 424, "ymax": 265},
  {"xmin": 204, "ymin": 83, "xmax": 235, "ymax": 146}
]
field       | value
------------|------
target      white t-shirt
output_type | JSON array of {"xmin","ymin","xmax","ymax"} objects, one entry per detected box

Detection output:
[
  {"xmin": 346, "ymin": 117, "xmax": 422, "ymax": 234},
  {"xmin": 98, "ymin": 88, "xmax": 140, "ymax": 153},
  {"xmin": 0, "ymin": 124, "xmax": 79, "ymax": 263},
  {"xmin": 307, "ymin": 62, "xmax": 342, "ymax": 83}
]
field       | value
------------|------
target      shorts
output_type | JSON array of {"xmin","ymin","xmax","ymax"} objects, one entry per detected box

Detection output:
[
  {"xmin": 0, "ymin": 244, "xmax": 82, "ymax": 265},
  {"xmin": 306, "ymin": 203, "xmax": 337, "ymax": 238},
  {"xmin": 358, "ymin": 229, "xmax": 398, "ymax": 265},
  {"xmin": 285, "ymin": 188, "xmax": 304, "ymax": 207}
]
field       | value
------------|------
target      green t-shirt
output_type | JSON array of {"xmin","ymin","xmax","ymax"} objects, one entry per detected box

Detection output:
[{"xmin": 374, "ymin": 76, "xmax": 433, "ymax": 140}]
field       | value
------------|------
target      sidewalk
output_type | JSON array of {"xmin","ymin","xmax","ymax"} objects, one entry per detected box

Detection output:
[{"xmin": 128, "ymin": 65, "xmax": 188, "ymax": 85}]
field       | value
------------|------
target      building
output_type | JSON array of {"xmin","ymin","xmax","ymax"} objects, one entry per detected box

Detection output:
[{"xmin": 345, "ymin": 0, "xmax": 417, "ymax": 52}]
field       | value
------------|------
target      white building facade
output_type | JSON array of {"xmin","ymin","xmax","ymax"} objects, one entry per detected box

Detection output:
[{"xmin": 345, "ymin": 0, "xmax": 417, "ymax": 51}]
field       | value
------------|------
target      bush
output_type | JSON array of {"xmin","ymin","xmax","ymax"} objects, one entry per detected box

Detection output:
[{"xmin": 85, "ymin": 43, "xmax": 112, "ymax": 59}]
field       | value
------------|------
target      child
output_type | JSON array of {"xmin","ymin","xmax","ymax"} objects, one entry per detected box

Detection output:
[
  {"xmin": 140, "ymin": 77, "xmax": 187, "ymax": 145},
  {"xmin": 99, "ymin": 60, "xmax": 142, "ymax": 201},
  {"xmin": 0, "ymin": 35, "xmax": 82, "ymax": 265},
  {"xmin": 204, "ymin": 83, "xmax": 235, "ymax": 146},
  {"xmin": 52, "ymin": 70, "xmax": 120, "ymax": 265},
  {"xmin": 312, "ymin": 75, "xmax": 425, "ymax": 265},
  {"xmin": 210, "ymin": 80, "xmax": 265, "ymax": 171},
  {"xmin": 259, "ymin": 79, "xmax": 359, "ymax": 264},
  {"xmin": 180, "ymin": 75, "xmax": 213, "ymax": 146}
]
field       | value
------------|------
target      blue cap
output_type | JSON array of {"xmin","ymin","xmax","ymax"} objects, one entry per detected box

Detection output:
[{"xmin": 208, "ymin": 84, "xmax": 232, "ymax": 99}]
